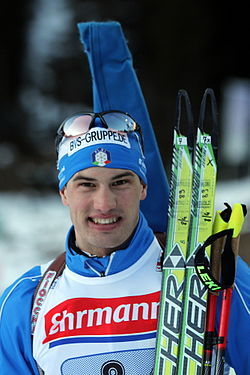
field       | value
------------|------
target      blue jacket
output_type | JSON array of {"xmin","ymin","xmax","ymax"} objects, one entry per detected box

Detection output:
[
  {"xmin": 1, "ymin": 249, "xmax": 248, "ymax": 374},
  {"xmin": 0, "ymin": 214, "xmax": 156, "ymax": 374}
]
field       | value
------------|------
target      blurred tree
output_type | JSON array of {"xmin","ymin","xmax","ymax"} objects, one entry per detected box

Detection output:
[{"xmin": 0, "ymin": 1, "xmax": 30, "ymax": 148}]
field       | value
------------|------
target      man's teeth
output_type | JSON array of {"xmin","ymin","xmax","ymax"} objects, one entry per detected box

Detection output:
[{"xmin": 92, "ymin": 217, "xmax": 118, "ymax": 224}]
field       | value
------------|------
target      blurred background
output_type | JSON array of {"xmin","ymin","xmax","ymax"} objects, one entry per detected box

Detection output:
[{"xmin": 0, "ymin": 0, "xmax": 249, "ymax": 291}]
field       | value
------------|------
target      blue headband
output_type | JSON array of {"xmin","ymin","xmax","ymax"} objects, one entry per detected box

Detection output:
[{"xmin": 57, "ymin": 127, "xmax": 147, "ymax": 189}]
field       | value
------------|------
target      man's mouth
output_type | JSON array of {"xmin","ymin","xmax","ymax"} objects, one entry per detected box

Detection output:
[{"xmin": 89, "ymin": 217, "xmax": 121, "ymax": 225}]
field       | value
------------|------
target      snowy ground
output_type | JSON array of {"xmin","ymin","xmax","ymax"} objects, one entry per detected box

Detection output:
[{"xmin": 0, "ymin": 177, "xmax": 249, "ymax": 293}]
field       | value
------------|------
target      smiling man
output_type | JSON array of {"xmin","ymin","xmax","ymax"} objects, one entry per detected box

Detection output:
[
  {"xmin": 0, "ymin": 111, "xmax": 163, "ymax": 375},
  {"xmin": 60, "ymin": 168, "xmax": 147, "ymax": 257}
]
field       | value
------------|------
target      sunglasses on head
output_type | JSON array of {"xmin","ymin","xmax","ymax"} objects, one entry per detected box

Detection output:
[{"xmin": 55, "ymin": 110, "xmax": 144, "ymax": 153}]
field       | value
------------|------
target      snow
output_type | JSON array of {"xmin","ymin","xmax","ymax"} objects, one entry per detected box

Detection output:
[
  {"xmin": 0, "ymin": 177, "xmax": 249, "ymax": 293},
  {"xmin": 0, "ymin": 192, "xmax": 70, "ymax": 292}
]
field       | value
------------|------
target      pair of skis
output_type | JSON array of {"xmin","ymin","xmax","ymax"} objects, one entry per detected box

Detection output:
[
  {"xmin": 154, "ymin": 88, "xmax": 218, "ymax": 374},
  {"xmin": 154, "ymin": 88, "xmax": 247, "ymax": 374}
]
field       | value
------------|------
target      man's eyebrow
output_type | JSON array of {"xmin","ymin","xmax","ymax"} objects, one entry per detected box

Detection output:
[
  {"xmin": 111, "ymin": 172, "xmax": 135, "ymax": 180},
  {"xmin": 72, "ymin": 175, "xmax": 96, "ymax": 182}
]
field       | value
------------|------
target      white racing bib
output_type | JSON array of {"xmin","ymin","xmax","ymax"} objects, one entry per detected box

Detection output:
[{"xmin": 33, "ymin": 238, "xmax": 162, "ymax": 374}]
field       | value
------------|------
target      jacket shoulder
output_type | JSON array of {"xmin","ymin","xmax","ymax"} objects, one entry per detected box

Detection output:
[
  {"xmin": 0, "ymin": 265, "xmax": 42, "ymax": 311},
  {"xmin": 0, "ymin": 266, "xmax": 43, "ymax": 375}
]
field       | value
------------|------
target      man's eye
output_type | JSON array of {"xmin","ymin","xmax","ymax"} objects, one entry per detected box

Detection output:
[
  {"xmin": 113, "ymin": 179, "xmax": 127, "ymax": 186},
  {"xmin": 80, "ymin": 182, "xmax": 95, "ymax": 188}
]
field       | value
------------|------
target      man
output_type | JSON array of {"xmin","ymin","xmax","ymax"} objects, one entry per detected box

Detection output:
[{"xmin": 0, "ymin": 111, "xmax": 163, "ymax": 374}]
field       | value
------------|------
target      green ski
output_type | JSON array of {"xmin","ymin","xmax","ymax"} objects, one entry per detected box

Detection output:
[
  {"xmin": 154, "ymin": 89, "xmax": 194, "ymax": 374},
  {"xmin": 176, "ymin": 88, "xmax": 218, "ymax": 374}
]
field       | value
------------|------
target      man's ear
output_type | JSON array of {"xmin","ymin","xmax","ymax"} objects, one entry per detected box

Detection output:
[
  {"xmin": 59, "ymin": 187, "xmax": 69, "ymax": 206},
  {"xmin": 140, "ymin": 183, "xmax": 147, "ymax": 201}
]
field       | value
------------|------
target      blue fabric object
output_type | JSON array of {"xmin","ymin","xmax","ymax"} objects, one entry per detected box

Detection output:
[
  {"xmin": 77, "ymin": 21, "xmax": 169, "ymax": 232},
  {"xmin": 57, "ymin": 127, "xmax": 147, "ymax": 190}
]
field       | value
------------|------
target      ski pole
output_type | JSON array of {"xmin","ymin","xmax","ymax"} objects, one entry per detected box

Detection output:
[
  {"xmin": 202, "ymin": 205, "xmax": 232, "ymax": 375},
  {"xmin": 214, "ymin": 204, "xmax": 247, "ymax": 375},
  {"xmin": 195, "ymin": 203, "xmax": 247, "ymax": 374}
]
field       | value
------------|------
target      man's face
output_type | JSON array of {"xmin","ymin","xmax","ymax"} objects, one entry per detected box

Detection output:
[{"xmin": 60, "ymin": 167, "xmax": 147, "ymax": 256}]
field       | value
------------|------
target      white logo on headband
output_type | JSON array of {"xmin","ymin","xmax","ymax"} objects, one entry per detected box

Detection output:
[
  {"xmin": 67, "ymin": 128, "xmax": 130, "ymax": 156},
  {"xmin": 92, "ymin": 148, "xmax": 111, "ymax": 167}
]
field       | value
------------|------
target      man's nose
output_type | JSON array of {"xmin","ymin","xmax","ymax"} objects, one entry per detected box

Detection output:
[{"xmin": 93, "ymin": 186, "xmax": 117, "ymax": 212}]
